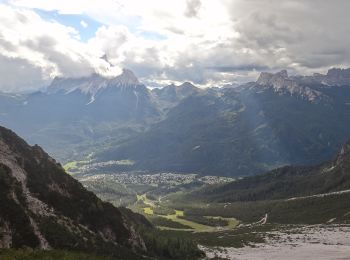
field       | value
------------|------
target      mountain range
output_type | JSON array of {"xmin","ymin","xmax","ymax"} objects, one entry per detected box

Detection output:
[
  {"xmin": 94, "ymin": 68, "xmax": 350, "ymax": 176},
  {"xmin": 1, "ymin": 68, "xmax": 350, "ymax": 176}
]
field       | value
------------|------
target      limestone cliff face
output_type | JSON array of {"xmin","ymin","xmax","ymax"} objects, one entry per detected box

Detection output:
[
  {"xmin": 256, "ymin": 70, "xmax": 325, "ymax": 102},
  {"xmin": 314, "ymin": 68, "xmax": 350, "ymax": 86},
  {"xmin": 48, "ymin": 69, "xmax": 142, "ymax": 96},
  {"xmin": 0, "ymin": 126, "xmax": 146, "ymax": 257}
]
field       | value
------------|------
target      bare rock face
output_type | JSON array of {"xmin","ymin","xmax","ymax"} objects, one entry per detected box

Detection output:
[
  {"xmin": 151, "ymin": 81, "xmax": 202, "ymax": 111},
  {"xmin": 0, "ymin": 126, "xmax": 146, "ymax": 257},
  {"xmin": 335, "ymin": 140, "xmax": 350, "ymax": 165},
  {"xmin": 308, "ymin": 68, "xmax": 350, "ymax": 86},
  {"xmin": 256, "ymin": 70, "xmax": 326, "ymax": 102},
  {"xmin": 47, "ymin": 69, "xmax": 146, "ymax": 103},
  {"xmin": 327, "ymin": 68, "xmax": 350, "ymax": 79},
  {"xmin": 110, "ymin": 68, "xmax": 140, "ymax": 86},
  {"xmin": 257, "ymin": 70, "xmax": 289, "ymax": 87},
  {"xmin": 324, "ymin": 68, "xmax": 350, "ymax": 86}
]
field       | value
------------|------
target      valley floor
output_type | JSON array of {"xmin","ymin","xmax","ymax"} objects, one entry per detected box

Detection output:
[
  {"xmin": 201, "ymin": 224, "xmax": 350, "ymax": 260},
  {"xmin": 75, "ymin": 171, "xmax": 350, "ymax": 259}
]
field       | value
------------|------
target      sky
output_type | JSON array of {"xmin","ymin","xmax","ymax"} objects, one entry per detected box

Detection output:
[{"xmin": 0, "ymin": 0, "xmax": 350, "ymax": 92}]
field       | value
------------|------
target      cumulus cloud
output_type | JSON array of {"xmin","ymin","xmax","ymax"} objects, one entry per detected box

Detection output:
[
  {"xmin": 184, "ymin": 0, "xmax": 202, "ymax": 18},
  {"xmin": 0, "ymin": 55, "xmax": 47, "ymax": 93},
  {"xmin": 0, "ymin": 3, "xmax": 122, "ymax": 91},
  {"xmin": 1, "ymin": 0, "xmax": 350, "ymax": 91}
]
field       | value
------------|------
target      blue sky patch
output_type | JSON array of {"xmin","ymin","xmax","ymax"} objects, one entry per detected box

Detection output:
[{"xmin": 34, "ymin": 9, "xmax": 102, "ymax": 42}]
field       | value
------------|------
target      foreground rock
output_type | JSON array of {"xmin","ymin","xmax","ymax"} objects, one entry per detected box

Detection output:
[{"xmin": 0, "ymin": 126, "xmax": 146, "ymax": 258}]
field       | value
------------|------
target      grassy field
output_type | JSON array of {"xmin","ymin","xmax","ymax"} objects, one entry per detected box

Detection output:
[
  {"xmin": 133, "ymin": 193, "xmax": 239, "ymax": 233},
  {"xmin": 152, "ymin": 224, "xmax": 276, "ymax": 248},
  {"xmin": 144, "ymin": 207, "xmax": 154, "ymax": 214},
  {"xmin": 63, "ymin": 160, "xmax": 90, "ymax": 175},
  {"xmin": 163, "ymin": 210, "xmax": 211, "ymax": 231}
]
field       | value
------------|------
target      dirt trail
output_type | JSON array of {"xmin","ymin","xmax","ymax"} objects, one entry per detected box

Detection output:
[{"xmin": 286, "ymin": 189, "xmax": 350, "ymax": 201}]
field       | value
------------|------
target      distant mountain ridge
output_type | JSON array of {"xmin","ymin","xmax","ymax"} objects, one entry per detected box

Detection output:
[
  {"xmin": 185, "ymin": 139, "xmax": 350, "ymax": 202},
  {"xmin": 94, "ymin": 68, "xmax": 350, "ymax": 176},
  {"xmin": 169, "ymin": 139, "xmax": 350, "ymax": 225},
  {"xmin": 313, "ymin": 68, "xmax": 350, "ymax": 86},
  {"xmin": 0, "ymin": 69, "xmax": 162, "ymax": 161},
  {"xmin": 151, "ymin": 81, "xmax": 202, "ymax": 111},
  {"xmin": 2, "ymin": 67, "xmax": 350, "ymax": 177},
  {"xmin": 255, "ymin": 70, "xmax": 327, "ymax": 102},
  {"xmin": 48, "ymin": 69, "xmax": 142, "ymax": 104}
]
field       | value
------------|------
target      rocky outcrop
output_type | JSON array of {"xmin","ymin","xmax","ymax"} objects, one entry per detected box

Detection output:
[
  {"xmin": 109, "ymin": 68, "xmax": 140, "ymax": 86},
  {"xmin": 48, "ymin": 69, "xmax": 145, "ymax": 103},
  {"xmin": 335, "ymin": 140, "xmax": 350, "ymax": 166},
  {"xmin": 0, "ymin": 126, "xmax": 146, "ymax": 257},
  {"xmin": 152, "ymin": 81, "xmax": 201, "ymax": 111},
  {"xmin": 313, "ymin": 68, "xmax": 350, "ymax": 86},
  {"xmin": 256, "ymin": 70, "xmax": 326, "ymax": 102}
]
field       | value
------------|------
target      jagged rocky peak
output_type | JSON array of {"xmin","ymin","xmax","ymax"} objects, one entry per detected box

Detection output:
[
  {"xmin": 278, "ymin": 69, "xmax": 288, "ymax": 78},
  {"xmin": 323, "ymin": 68, "xmax": 350, "ymax": 86},
  {"xmin": 150, "ymin": 81, "xmax": 201, "ymax": 110},
  {"xmin": 153, "ymin": 81, "xmax": 198, "ymax": 93},
  {"xmin": 179, "ymin": 81, "xmax": 196, "ymax": 88},
  {"xmin": 158, "ymin": 81, "xmax": 197, "ymax": 91},
  {"xmin": 111, "ymin": 68, "xmax": 140, "ymax": 86},
  {"xmin": 257, "ymin": 70, "xmax": 289, "ymax": 86},
  {"xmin": 47, "ymin": 68, "xmax": 142, "ymax": 96},
  {"xmin": 176, "ymin": 82, "xmax": 201, "ymax": 97},
  {"xmin": 327, "ymin": 68, "xmax": 350, "ymax": 78},
  {"xmin": 256, "ymin": 70, "xmax": 325, "ymax": 103},
  {"xmin": 310, "ymin": 67, "xmax": 350, "ymax": 86}
]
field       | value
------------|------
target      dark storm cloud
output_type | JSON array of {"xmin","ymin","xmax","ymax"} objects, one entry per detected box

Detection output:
[{"xmin": 227, "ymin": 0, "xmax": 350, "ymax": 71}]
